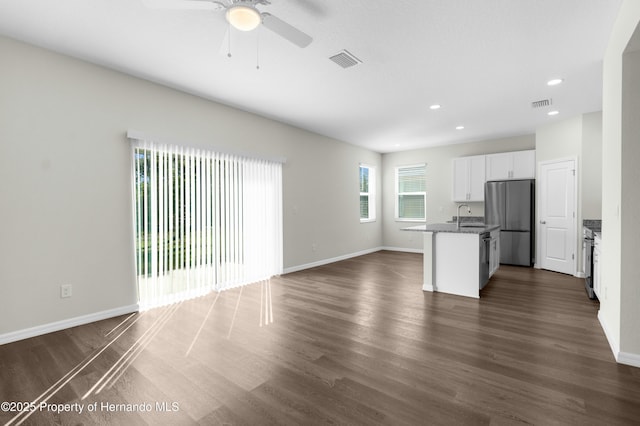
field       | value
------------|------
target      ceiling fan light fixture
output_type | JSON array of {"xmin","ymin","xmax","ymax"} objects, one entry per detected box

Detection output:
[{"xmin": 226, "ymin": 5, "xmax": 261, "ymax": 31}]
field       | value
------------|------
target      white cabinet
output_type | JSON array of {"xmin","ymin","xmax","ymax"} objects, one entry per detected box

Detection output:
[
  {"xmin": 593, "ymin": 234, "xmax": 601, "ymax": 299},
  {"xmin": 485, "ymin": 152, "xmax": 511, "ymax": 181},
  {"xmin": 512, "ymin": 150, "xmax": 536, "ymax": 178},
  {"xmin": 453, "ymin": 150, "xmax": 536, "ymax": 202},
  {"xmin": 486, "ymin": 150, "xmax": 535, "ymax": 180},
  {"xmin": 452, "ymin": 155, "xmax": 486, "ymax": 202},
  {"xmin": 429, "ymin": 231, "xmax": 484, "ymax": 298}
]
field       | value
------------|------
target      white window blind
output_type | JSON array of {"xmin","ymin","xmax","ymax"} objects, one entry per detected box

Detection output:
[
  {"xmin": 131, "ymin": 138, "xmax": 283, "ymax": 309},
  {"xmin": 396, "ymin": 164, "xmax": 426, "ymax": 221}
]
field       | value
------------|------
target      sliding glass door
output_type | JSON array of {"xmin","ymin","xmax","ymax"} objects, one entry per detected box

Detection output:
[{"xmin": 131, "ymin": 139, "xmax": 282, "ymax": 309}]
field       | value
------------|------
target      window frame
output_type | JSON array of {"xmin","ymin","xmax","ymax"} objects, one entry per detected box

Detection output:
[
  {"xmin": 359, "ymin": 163, "xmax": 376, "ymax": 223},
  {"xmin": 395, "ymin": 163, "xmax": 427, "ymax": 222}
]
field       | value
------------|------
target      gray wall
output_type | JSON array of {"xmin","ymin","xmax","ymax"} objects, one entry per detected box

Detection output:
[{"xmin": 0, "ymin": 36, "xmax": 382, "ymax": 335}]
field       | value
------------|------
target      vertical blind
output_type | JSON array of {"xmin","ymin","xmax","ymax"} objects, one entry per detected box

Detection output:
[{"xmin": 131, "ymin": 138, "xmax": 283, "ymax": 309}]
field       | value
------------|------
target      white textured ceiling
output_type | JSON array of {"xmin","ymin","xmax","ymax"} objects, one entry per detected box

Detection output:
[{"xmin": 0, "ymin": 0, "xmax": 623, "ymax": 153}]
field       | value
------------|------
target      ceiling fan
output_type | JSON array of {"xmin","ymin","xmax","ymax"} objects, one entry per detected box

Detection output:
[{"xmin": 142, "ymin": 0, "xmax": 313, "ymax": 48}]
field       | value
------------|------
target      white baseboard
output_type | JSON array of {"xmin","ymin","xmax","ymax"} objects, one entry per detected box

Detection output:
[
  {"xmin": 283, "ymin": 247, "xmax": 384, "ymax": 274},
  {"xmin": 283, "ymin": 246, "xmax": 425, "ymax": 275},
  {"xmin": 380, "ymin": 246, "xmax": 424, "ymax": 254},
  {"xmin": 534, "ymin": 263, "xmax": 584, "ymax": 279},
  {"xmin": 598, "ymin": 309, "xmax": 620, "ymax": 360},
  {"xmin": 618, "ymin": 351, "xmax": 640, "ymax": 368},
  {"xmin": 0, "ymin": 304, "xmax": 139, "ymax": 345},
  {"xmin": 598, "ymin": 310, "xmax": 640, "ymax": 369}
]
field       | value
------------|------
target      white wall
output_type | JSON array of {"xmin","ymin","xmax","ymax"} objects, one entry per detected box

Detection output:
[
  {"xmin": 535, "ymin": 113, "xmax": 603, "ymax": 274},
  {"xmin": 381, "ymin": 135, "xmax": 535, "ymax": 251},
  {"xmin": 582, "ymin": 111, "xmax": 603, "ymax": 220},
  {"xmin": 601, "ymin": 0, "xmax": 640, "ymax": 364},
  {"xmin": 535, "ymin": 116, "xmax": 582, "ymax": 273},
  {"xmin": 535, "ymin": 115, "xmax": 583, "ymax": 163},
  {"xmin": 0, "ymin": 36, "xmax": 382, "ymax": 337},
  {"xmin": 620, "ymin": 33, "xmax": 640, "ymax": 358}
]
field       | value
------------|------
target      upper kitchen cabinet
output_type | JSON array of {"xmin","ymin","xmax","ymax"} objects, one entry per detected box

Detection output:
[
  {"xmin": 452, "ymin": 155, "xmax": 486, "ymax": 202},
  {"xmin": 485, "ymin": 150, "xmax": 535, "ymax": 181}
]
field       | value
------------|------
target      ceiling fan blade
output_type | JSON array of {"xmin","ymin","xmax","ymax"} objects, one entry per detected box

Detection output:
[
  {"xmin": 261, "ymin": 13, "xmax": 312, "ymax": 48},
  {"xmin": 140, "ymin": 0, "xmax": 225, "ymax": 11}
]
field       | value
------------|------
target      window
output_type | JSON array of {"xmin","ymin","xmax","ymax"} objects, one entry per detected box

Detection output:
[
  {"xmin": 395, "ymin": 164, "xmax": 426, "ymax": 221},
  {"xmin": 131, "ymin": 138, "xmax": 283, "ymax": 309},
  {"xmin": 359, "ymin": 164, "xmax": 376, "ymax": 222}
]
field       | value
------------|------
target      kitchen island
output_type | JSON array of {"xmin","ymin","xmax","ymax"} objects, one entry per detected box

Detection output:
[{"xmin": 404, "ymin": 223, "xmax": 500, "ymax": 298}]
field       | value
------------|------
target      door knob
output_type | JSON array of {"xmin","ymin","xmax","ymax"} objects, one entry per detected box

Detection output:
[{"xmin": 540, "ymin": 220, "xmax": 546, "ymax": 224}]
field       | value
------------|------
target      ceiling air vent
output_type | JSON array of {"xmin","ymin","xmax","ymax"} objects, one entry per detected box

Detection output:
[
  {"xmin": 329, "ymin": 50, "xmax": 362, "ymax": 69},
  {"xmin": 531, "ymin": 98, "xmax": 553, "ymax": 108}
]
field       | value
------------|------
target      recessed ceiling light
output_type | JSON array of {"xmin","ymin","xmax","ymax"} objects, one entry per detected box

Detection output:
[
  {"xmin": 548, "ymin": 110, "xmax": 559, "ymax": 116},
  {"xmin": 429, "ymin": 104, "xmax": 441, "ymax": 110},
  {"xmin": 456, "ymin": 126, "xmax": 465, "ymax": 130},
  {"xmin": 547, "ymin": 78, "xmax": 564, "ymax": 86}
]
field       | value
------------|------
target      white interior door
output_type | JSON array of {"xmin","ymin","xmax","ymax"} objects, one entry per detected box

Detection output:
[{"xmin": 538, "ymin": 159, "xmax": 576, "ymax": 274}]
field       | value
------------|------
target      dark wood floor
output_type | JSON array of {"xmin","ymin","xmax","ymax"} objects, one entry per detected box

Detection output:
[{"xmin": 2, "ymin": 250, "xmax": 640, "ymax": 425}]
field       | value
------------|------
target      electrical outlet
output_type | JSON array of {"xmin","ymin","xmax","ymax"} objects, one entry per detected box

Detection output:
[
  {"xmin": 311, "ymin": 243, "xmax": 317, "ymax": 252},
  {"xmin": 60, "ymin": 284, "xmax": 72, "ymax": 298}
]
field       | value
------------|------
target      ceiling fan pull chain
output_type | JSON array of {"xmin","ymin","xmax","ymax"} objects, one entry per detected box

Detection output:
[
  {"xmin": 227, "ymin": 22, "xmax": 232, "ymax": 58},
  {"xmin": 256, "ymin": 26, "xmax": 261, "ymax": 70}
]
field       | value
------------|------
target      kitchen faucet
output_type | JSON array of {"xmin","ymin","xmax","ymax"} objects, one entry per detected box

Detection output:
[{"xmin": 457, "ymin": 203, "xmax": 471, "ymax": 229}]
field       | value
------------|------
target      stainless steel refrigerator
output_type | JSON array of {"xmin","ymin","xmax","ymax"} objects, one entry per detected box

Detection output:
[{"xmin": 484, "ymin": 180, "xmax": 535, "ymax": 266}]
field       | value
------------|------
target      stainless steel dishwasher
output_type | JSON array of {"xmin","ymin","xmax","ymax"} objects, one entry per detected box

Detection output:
[{"xmin": 479, "ymin": 232, "xmax": 491, "ymax": 289}]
